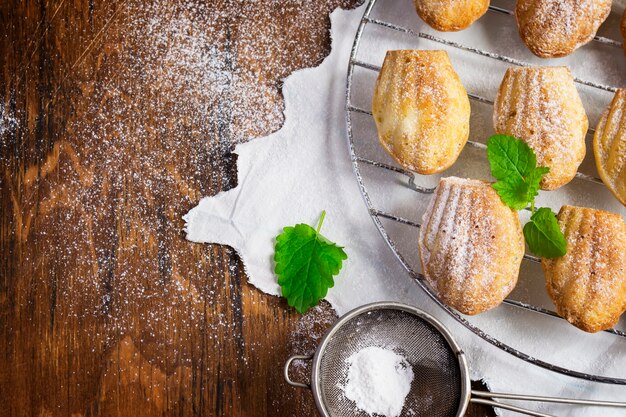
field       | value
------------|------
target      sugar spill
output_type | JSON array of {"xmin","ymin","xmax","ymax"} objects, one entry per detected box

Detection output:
[{"xmin": 340, "ymin": 346, "xmax": 414, "ymax": 417}]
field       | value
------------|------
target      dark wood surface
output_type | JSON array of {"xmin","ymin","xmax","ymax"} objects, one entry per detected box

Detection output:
[{"xmin": 1, "ymin": 1, "xmax": 493, "ymax": 415}]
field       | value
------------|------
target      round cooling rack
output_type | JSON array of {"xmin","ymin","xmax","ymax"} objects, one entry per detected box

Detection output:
[{"xmin": 345, "ymin": 0, "xmax": 626, "ymax": 384}]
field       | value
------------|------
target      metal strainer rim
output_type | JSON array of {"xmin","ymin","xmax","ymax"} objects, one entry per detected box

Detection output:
[{"xmin": 309, "ymin": 302, "xmax": 471, "ymax": 417}]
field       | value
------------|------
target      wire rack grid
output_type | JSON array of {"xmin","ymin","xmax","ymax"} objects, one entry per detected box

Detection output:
[{"xmin": 345, "ymin": 0, "xmax": 626, "ymax": 384}]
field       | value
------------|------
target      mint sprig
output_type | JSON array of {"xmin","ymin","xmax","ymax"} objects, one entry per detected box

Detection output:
[
  {"xmin": 274, "ymin": 211, "xmax": 348, "ymax": 313},
  {"xmin": 487, "ymin": 135, "xmax": 549, "ymax": 210},
  {"xmin": 523, "ymin": 208, "xmax": 567, "ymax": 258},
  {"xmin": 487, "ymin": 135, "xmax": 566, "ymax": 259}
]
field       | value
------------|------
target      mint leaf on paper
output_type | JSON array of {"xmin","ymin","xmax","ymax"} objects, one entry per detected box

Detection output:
[
  {"xmin": 274, "ymin": 211, "xmax": 347, "ymax": 313},
  {"xmin": 523, "ymin": 207, "xmax": 567, "ymax": 258},
  {"xmin": 487, "ymin": 135, "xmax": 550, "ymax": 210}
]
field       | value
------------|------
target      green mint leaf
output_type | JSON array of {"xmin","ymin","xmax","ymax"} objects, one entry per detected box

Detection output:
[
  {"xmin": 492, "ymin": 178, "xmax": 532, "ymax": 210},
  {"xmin": 487, "ymin": 134, "xmax": 536, "ymax": 181},
  {"xmin": 523, "ymin": 207, "xmax": 567, "ymax": 258},
  {"xmin": 526, "ymin": 166, "xmax": 550, "ymax": 202},
  {"xmin": 487, "ymin": 135, "xmax": 551, "ymax": 210},
  {"xmin": 486, "ymin": 135, "xmax": 565, "ymax": 257},
  {"xmin": 274, "ymin": 211, "xmax": 347, "ymax": 313}
]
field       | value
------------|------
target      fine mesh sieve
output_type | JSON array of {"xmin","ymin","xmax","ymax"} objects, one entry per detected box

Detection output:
[
  {"xmin": 285, "ymin": 302, "xmax": 626, "ymax": 417},
  {"xmin": 316, "ymin": 307, "xmax": 464, "ymax": 417}
]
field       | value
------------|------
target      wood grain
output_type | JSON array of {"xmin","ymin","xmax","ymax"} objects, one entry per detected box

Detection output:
[{"xmin": 0, "ymin": 0, "xmax": 493, "ymax": 415}]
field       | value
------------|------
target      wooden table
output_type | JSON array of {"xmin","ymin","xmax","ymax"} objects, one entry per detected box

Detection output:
[{"xmin": 1, "ymin": 1, "xmax": 493, "ymax": 415}]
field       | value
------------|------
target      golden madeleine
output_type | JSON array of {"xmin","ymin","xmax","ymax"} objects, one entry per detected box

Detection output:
[
  {"xmin": 515, "ymin": 0, "xmax": 611, "ymax": 58},
  {"xmin": 418, "ymin": 177, "xmax": 524, "ymax": 315},
  {"xmin": 593, "ymin": 89, "xmax": 626, "ymax": 206},
  {"xmin": 372, "ymin": 50, "xmax": 470, "ymax": 175},
  {"xmin": 414, "ymin": 0, "xmax": 489, "ymax": 32},
  {"xmin": 542, "ymin": 205, "xmax": 626, "ymax": 333},
  {"xmin": 493, "ymin": 67, "xmax": 588, "ymax": 190}
]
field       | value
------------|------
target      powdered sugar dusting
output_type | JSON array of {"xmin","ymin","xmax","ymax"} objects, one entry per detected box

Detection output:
[
  {"xmin": 418, "ymin": 177, "xmax": 524, "ymax": 315},
  {"xmin": 341, "ymin": 346, "xmax": 414, "ymax": 417},
  {"xmin": 4, "ymin": 0, "xmax": 357, "ymax": 377},
  {"xmin": 516, "ymin": 0, "xmax": 612, "ymax": 57},
  {"xmin": 0, "ymin": 103, "xmax": 18, "ymax": 137},
  {"xmin": 493, "ymin": 66, "xmax": 588, "ymax": 190},
  {"xmin": 543, "ymin": 205, "xmax": 626, "ymax": 332},
  {"xmin": 372, "ymin": 50, "xmax": 470, "ymax": 174},
  {"xmin": 289, "ymin": 303, "xmax": 337, "ymax": 356}
]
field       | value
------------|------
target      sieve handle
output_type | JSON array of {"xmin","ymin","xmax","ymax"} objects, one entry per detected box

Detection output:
[
  {"xmin": 470, "ymin": 398, "xmax": 556, "ymax": 417},
  {"xmin": 284, "ymin": 355, "xmax": 313, "ymax": 389},
  {"xmin": 472, "ymin": 390, "xmax": 626, "ymax": 408}
]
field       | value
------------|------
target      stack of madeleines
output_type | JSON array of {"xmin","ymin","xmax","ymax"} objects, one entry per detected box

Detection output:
[
  {"xmin": 413, "ymin": 0, "xmax": 623, "ymax": 58},
  {"xmin": 372, "ymin": 46, "xmax": 626, "ymax": 333}
]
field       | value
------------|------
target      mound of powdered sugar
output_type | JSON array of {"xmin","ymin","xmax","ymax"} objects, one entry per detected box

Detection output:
[{"xmin": 341, "ymin": 346, "xmax": 414, "ymax": 417}]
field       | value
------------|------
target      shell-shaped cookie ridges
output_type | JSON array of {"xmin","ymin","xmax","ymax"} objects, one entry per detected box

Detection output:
[
  {"xmin": 493, "ymin": 66, "xmax": 587, "ymax": 190},
  {"xmin": 594, "ymin": 89, "xmax": 626, "ymax": 206},
  {"xmin": 418, "ymin": 177, "xmax": 524, "ymax": 315},
  {"xmin": 413, "ymin": 0, "xmax": 489, "ymax": 32},
  {"xmin": 515, "ymin": 0, "xmax": 612, "ymax": 58},
  {"xmin": 542, "ymin": 206, "xmax": 626, "ymax": 333}
]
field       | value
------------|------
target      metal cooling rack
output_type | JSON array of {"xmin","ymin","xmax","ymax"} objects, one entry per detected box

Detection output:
[{"xmin": 345, "ymin": 0, "xmax": 626, "ymax": 384}]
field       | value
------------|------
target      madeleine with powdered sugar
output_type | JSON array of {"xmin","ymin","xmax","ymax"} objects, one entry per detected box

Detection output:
[
  {"xmin": 516, "ymin": 0, "xmax": 611, "ymax": 58},
  {"xmin": 593, "ymin": 89, "xmax": 626, "ymax": 206},
  {"xmin": 493, "ymin": 66, "xmax": 588, "ymax": 190},
  {"xmin": 418, "ymin": 177, "xmax": 524, "ymax": 315},
  {"xmin": 413, "ymin": 0, "xmax": 489, "ymax": 32},
  {"xmin": 372, "ymin": 50, "xmax": 470, "ymax": 175},
  {"xmin": 542, "ymin": 206, "xmax": 626, "ymax": 333}
]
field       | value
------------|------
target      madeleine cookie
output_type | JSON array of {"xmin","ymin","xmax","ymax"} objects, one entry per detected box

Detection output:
[
  {"xmin": 594, "ymin": 89, "xmax": 626, "ymax": 206},
  {"xmin": 515, "ymin": 0, "xmax": 611, "ymax": 58},
  {"xmin": 372, "ymin": 50, "xmax": 470, "ymax": 174},
  {"xmin": 542, "ymin": 206, "xmax": 626, "ymax": 333},
  {"xmin": 414, "ymin": 0, "xmax": 489, "ymax": 32},
  {"xmin": 493, "ymin": 67, "xmax": 588, "ymax": 190},
  {"xmin": 418, "ymin": 177, "xmax": 524, "ymax": 315}
]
